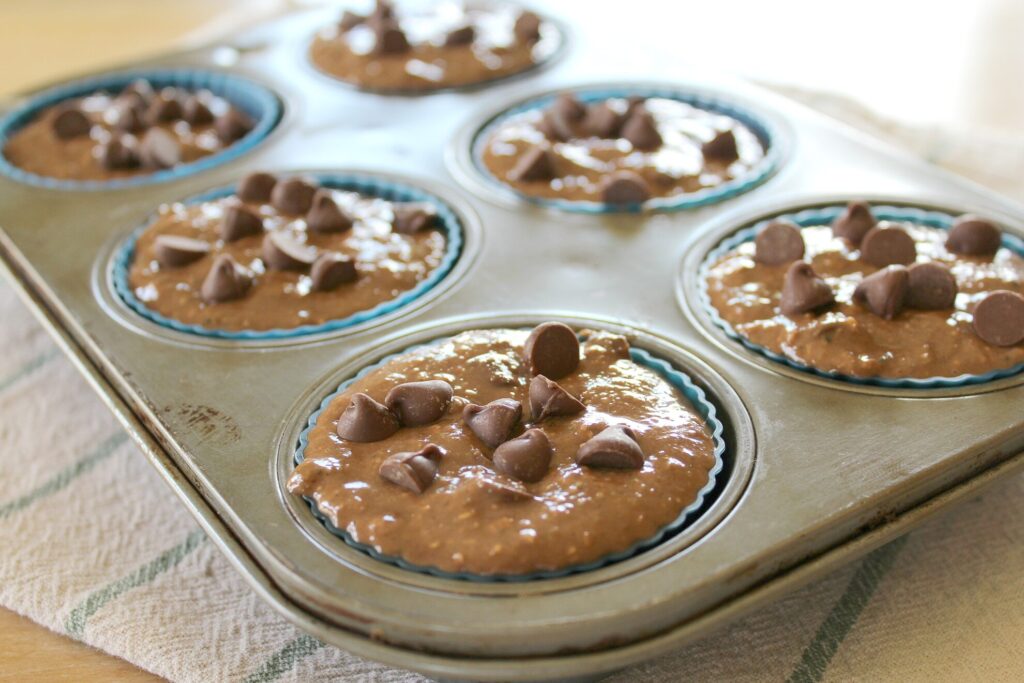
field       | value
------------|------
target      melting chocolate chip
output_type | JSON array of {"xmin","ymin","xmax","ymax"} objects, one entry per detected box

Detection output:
[
  {"xmin": 832, "ymin": 201, "xmax": 876, "ymax": 245},
  {"xmin": 906, "ymin": 262, "xmax": 958, "ymax": 310},
  {"xmin": 262, "ymin": 231, "xmax": 317, "ymax": 271},
  {"xmin": 336, "ymin": 393, "xmax": 400, "ymax": 442},
  {"xmin": 780, "ymin": 261, "xmax": 834, "ymax": 315},
  {"xmin": 509, "ymin": 146, "xmax": 555, "ymax": 182},
  {"xmin": 529, "ymin": 375, "xmax": 585, "ymax": 422},
  {"xmin": 52, "ymin": 106, "xmax": 91, "ymax": 139},
  {"xmin": 372, "ymin": 21, "xmax": 410, "ymax": 55},
  {"xmin": 98, "ymin": 136, "xmax": 139, "ymax": 170},
  {"xmin": 476, "ymin": 474, "xmax": 532, "ymax": 502},
  {"xmin": 215, "ymin": 108, "xmax": 254, "ymax": 143},
  {"xmin": 370, "ymin": 0, "xmax": 394, "ymax": 22},
  {"xmin": 581, "ymin": 102, "xmax": 623, "ymax": 138},
  {"xmin": 145, "ymin": 94, "xmax": 183, "ymax": 125},
  {"xmin": 339, "ymin": 10, "xmax": 365, "ymax": 31},
  {"xmin": 859, "ymin": 226, "xmax": 917, "ymax": 267},
  {"xmin": 599, "ymin": 171, "xmax": 651, "ymax": 205},
  {"xmin": 200, "ymin": 254, "xmax": 251, "ymax": 303},
  {"xmin": 154, "ymin": 235, "xmax": 210, "ymax": 268},
  {"xmin": 393, "ymin": 203, "xmax": 438, "ymax": 234},
  {"xmin": 182, "ymin": 95, "xmax": 214, "ymax": 125},
  {"xmin": 754, "ymin": 220, "xmax": 805, "ymax": 266},
  {"xmin": 973, "ymin": 290, "xmax": 1024, "ymax": 347},
  {"xmin": 384, "ymin": 380, "xmax": 454, "ymax": 427},
  {"xmin": 220, "ymin": 205, "xmax": 263, "ymax": 242},
  {"xmin": 853, "ymin": 265, "xmax": 909, "ymax": 320},
  {"xmin": 237, "ymin": 171, "xmax": 277, "ymax": 203},
  {"xmin": 552, "ymin": 94, "xmax": 586, "ymax": 123},
  {"xmin": 621, "ymin": 107, "xmax": 662, "ymax": 150},
  {"xmin": 306, "ymin": 191, "xmax": 353, "ymax": 234},
  {"xmin": 523, "ymin": 322, "xmax": 580, "ymax": 379},
  {"xmin": 514, "ymin": 10, "xmax": 542, "ymax": 43},
  {"xmin": 492, "ymin": 428, "xmax": 552, "ymax": 483},
  {"xmin": 111, "ymin": 99, "xmax": 146, "ymax": 133},
  {"xmin": 537, "ymin": 108, "xmax": 574, "ymax": 141},
  {"xmin": 310, "ymin": 252, "xmax": 357, "ymax": 291},
  {"xmin": 379, "ymin": 445, "xmax": 444, "ymax": 493},
  {"xmin": 702, "ymin": 129, "xmax": 739, "ymax": 162},
  {"xmin": 139, "ymin": 128, "xmax": 181, "ymax": 169},
  {"xmin": 946, "ymin": 215, "xmax": 1002, "ymax": 257},
  {"xmin": 463, "ymin": 398, "xmax": 522, "ymax": 449},
  {"xmin": 271, "ymin": 177, "xmax": 318, "ymax": 215},
  {"xmin": 122, "ymin": 79, "xmax": 155, "ymax": 103},
  {"xmin": 445, "ymin": 24, "xmax": 476, "ymax": 46},
  {"xmin": 576, "ymin": 426, "xmax": 644, "ymax": 470}
]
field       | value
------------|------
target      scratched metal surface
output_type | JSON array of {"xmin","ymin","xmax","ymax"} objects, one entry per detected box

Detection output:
[{"xmin": 2, "ymin": 5, "xmax": 1024, "ymax": 681}]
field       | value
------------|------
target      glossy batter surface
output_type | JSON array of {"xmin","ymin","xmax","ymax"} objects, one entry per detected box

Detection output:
[
  {"xmin": 706, "ymin": 223, "xmax": 1024, "ymax": 378},
  {"xmin": 288, "ymin": 328, "xmax": 718, "ymax": 575},
  {"xmin": 480, "ymin": 97, "xmax": 766, "ymax": 202},
  {"xmin": 128, "ymin": 190, "xmax": 446, "ymax": 331}
]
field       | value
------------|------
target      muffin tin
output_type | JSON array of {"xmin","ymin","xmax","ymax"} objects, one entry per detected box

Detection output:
[{"xmin": 1, "ymin": 4, "xmax": 1023, "ymax": 681}]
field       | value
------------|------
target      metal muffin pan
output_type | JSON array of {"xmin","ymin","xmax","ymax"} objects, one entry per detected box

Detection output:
[{"xmin": 1, "ymin": 4, "xmax": 1023, "ymax": 681}]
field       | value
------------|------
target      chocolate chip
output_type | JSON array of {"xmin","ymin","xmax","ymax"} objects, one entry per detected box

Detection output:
[
  {"xmin": 270, "ymin": 177, "xmax": 318, "ymax": 215},
  {"xmin": 220, "ymin": 205, "xmax": 263, "ymax": 242},
  {"xmin": 138, "ymin": 128, "xmax": 181, "ymax": 169},
  {"xmin": 907, "ymin": 262, "xmax": 958, "ymax": 310},
  {"xmin": 946, "ymin": 215, "xmax": 1002, "ymax": 257},
  {"xmin": 853, "ymin": 265, "xmax": 909, "ymax": 320},
  {"xmin": 702, "ymin": 129, "xmax": 739, "ymax": 162},
  {"xmin": 492, "ymin": 428, "xmax": 552, "ymax": 483},
  {"xmin": 523, "ymin": 322, "xmax": 580, "ymax": 379},
  {"xmin": 973, "ymin": 290, "xmax": 1024, "ymax": 347},
  {"xmin": 154, "ymin": 235, "xmax": 210, "ymax": 268},
  {"xmin": 144, "ymin": 94, "xmax": 183, "ymax": 125},
  {"xmin": 832, "ymin": 201, "xmax": 876, "ymax": 245},
  {"xmin": 262, "ymin": 231, "xmax": 317, "ymax": 271},
  {"xmin": 514, "ymin": 10, "xmax": 542, "ymax": 43},
  {"xmin": 537, "ymin": 108, "xmax": 574, "ymax": 141},
  {"xmin": 859, "ymin": 226, "xmax": 917, "ymax": 267},
  {"xmin": 552, "ymin": 94, "xmax": 585, "ymax": 123},
  {"xmin": 370, "ymin": 0, "xmax": 394, "ymax": 22},
  {"xmin": 52, "ymin": 106, "xmax": 91, "ymax": 139},
  {"xmin": 581, "ymin": 102, "xmax": 623, "ymax": 138},
  {"xmin": 445, "ymin": 24, "xmax": 475, "ymax": 46},
  {"xmin": 384, "ymin": 380, "xmax": 454, "ymax": 427},
  {"xmin": 599, "ymin": 171, "xmax": 651, "ymax": 205},
  {"xmin": 372, "ymin": 21, "xmax": 410, "ymax": 55},
  {"xmin": 780, "ymin": 261, "xmax": 834, "ymax": 315},
  {"xmin": 339, "ymin": 10, "xmax": 365, "ymax": 31},
  {"xmin": 393, "ymin": 203, "xmax": 438, "ymax": 234},
  {"xmin": 237, "ymin": 172, "xmax": 278, "ymax": 203},
  {"xmin": 183, "ymin": 95, "xmax": 214, "ymax": 125},
  {"xmin": 463, "ymin": 398, "xmax": 522, "ymax": 449},
  {"xmin": 200, "ymin": 254, "xmax": 251, "ymax": 303},
  {"xmin": 306, "ymin": 191, "xmax": 353, "ymax": 234},
  {"xmin": 98, "ymin": 136, "xmax": 139, "ymax": 170},
  {"xmin": 754, "ymin": 220, "xmax": 805, "ymax": 266},
  {"xmin": 215, "ymin": 108, "xmax": 254, "ymax": 143},
  {"xmin": 335, "ymin": 393, "xmax": 400, "ymax": 442},
  {"xmin": 379, "ymin": 445, "xmax": 444, "ymax": 493},
  {"xmin": 621, "ymin": 107, "xmax": 662, "ymax": 150},
  {"xmin": 529, "ymin": 375, "xmax": 585, "ymax": 422},
  {"xmin": 576, "ymin": 426, "xmax": 644, "ymax": 470},
  {"xmin": 111, "ymin": 99, "xmax": 146, "ymax": 133},
  {"xmin": 509, "ymin": 146, "xmax": 555, "ymax": 182},
  {"xmin": 476, "ymin": 474, "xmax": 532, "ymax": 502},
  {"xmin": 122, "ymin": 79, "xmax": 155, "ymax": 103},
  {"xmin": 310, "ymin": 252, "xmax": 357, "ymax": 292}
]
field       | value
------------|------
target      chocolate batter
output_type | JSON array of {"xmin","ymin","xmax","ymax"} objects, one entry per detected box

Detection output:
[
  {"xmin": 480, "ymin": 96, "xmax": 766, "ymax": 204},
  {"xmin": 127, "ymin": 183, "xmax": 447, "ymax": 332},
  {"xmin": 287, "ymin": 327, "xmax": 718, "ymax": 576},
  {"xmin": 309, "ymin": 2, "xmax": 559, "ymax": 91},
  {"xmin": 705, "ymin": 220, "xmax": 1024, "ymax": 379}
]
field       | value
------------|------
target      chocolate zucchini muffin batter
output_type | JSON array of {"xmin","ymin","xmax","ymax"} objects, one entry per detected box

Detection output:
[
  {"xmin": 310, "ymin": 1, "xmax": 559, "ymax": 92},
  {"xmin": 479, "ymin": 92, "xmax": 766, "ymax": 205},
  {"xmin": 127, "ymin": 171, "xmax": 448, "ymax": 332},
  {"xmin": 3, "ymin": 78, "xmax": 254, "ymax": 182},
  {"xmin": 288, "ymin": 324, "xmax": 718, "ymax": 575},
  {"xmin": 705, "ymin": 203, "xmax": 1024, "ymax": 379}
]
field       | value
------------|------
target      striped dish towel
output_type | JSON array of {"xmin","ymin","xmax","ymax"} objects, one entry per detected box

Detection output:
[{"xmin": 2, "ymin": 90, "xmax": 1023, "ymax": 682}]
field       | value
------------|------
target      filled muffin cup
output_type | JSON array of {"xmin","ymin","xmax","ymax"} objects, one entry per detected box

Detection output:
[
  {"xmin": 289, "ymin": 325, "xmax": 727, "ymax": 581},
  {"xmin": 697, "ymin": 203, "xmax": 1024, "ymax": 388},
  {"xmin": 457, "ymin": 84, "xmax": 781, "ymax": 213},
  {"xmin": 111, "ymin": 172, "xmax": 465, "ymax": 340},
  {"xmin": 0, "ymin": 69, "xmax": 281, "ymax": 190}
]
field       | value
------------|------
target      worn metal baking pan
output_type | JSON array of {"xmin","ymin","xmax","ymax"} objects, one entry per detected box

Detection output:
[{"xmin": 2, "ymin": 4, "xmax": 1023, "ymax": 681}]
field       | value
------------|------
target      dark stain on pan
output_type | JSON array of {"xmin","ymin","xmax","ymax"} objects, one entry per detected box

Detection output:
[{"xmin": 169, "ymin": 403, "xmax": 242, "ymax": 446}]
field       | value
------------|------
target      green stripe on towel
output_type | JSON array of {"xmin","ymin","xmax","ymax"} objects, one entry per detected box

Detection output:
[
  {"xmin": 0, "ymin": 348, "xmax": 59, "ymax": 394},
  {"xmin": 244, "ymin": 634, "xmax": 325, "ymax": 683}
]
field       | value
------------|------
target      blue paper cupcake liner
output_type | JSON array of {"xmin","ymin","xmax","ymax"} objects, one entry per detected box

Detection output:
[
  {"xmin": 699, "ymin": 204, "xmax": 1024, "ymax": 388},
  {"xmin": 293, "ymin": 334, "xmax": 727, "ymax": 582},
  {"xmin": 111, "ymin": 173, "xmax": 464, "ymax": 340},
  {"xmin": 0, "ymin": 68, "xmax": 282, "ymax": 190},
  {"xmin": 471, "ymin": 85, "xmax": 781, "ymax": 214}
]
